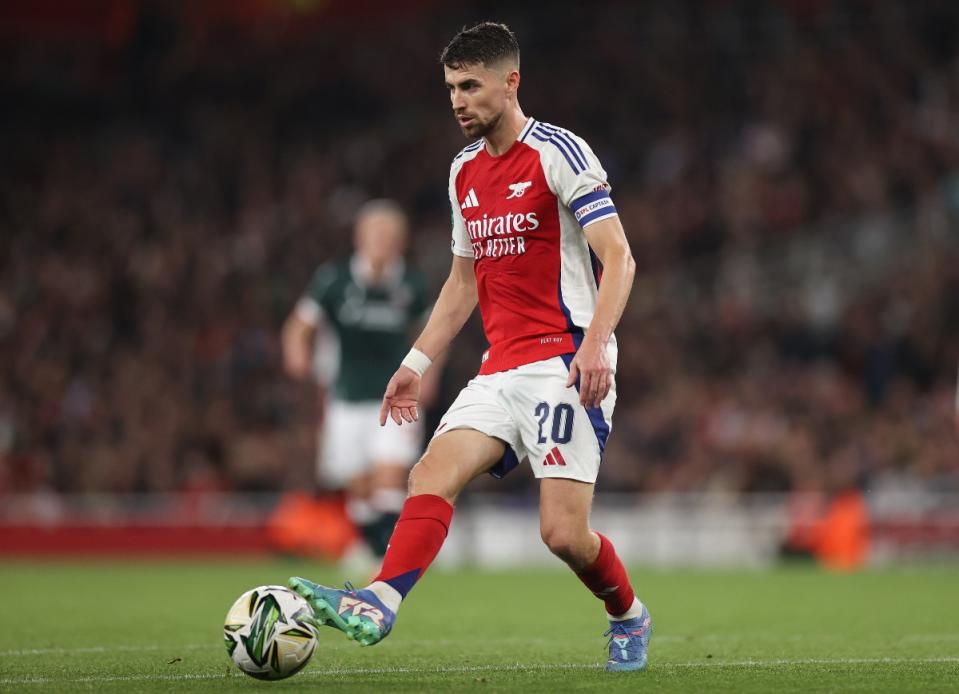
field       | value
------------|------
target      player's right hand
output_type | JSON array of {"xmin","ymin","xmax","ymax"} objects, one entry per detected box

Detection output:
[{"xmin": 380, "ymin": 366, "xmax": 421, "ymax": 426}]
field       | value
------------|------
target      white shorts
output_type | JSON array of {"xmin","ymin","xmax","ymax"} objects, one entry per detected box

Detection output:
[
  {"xmin": 433, "ymin": 356, "xmax": 615, "ymax": 483},
  {"xmin": 319, "ymin": 399, "xmax": 422, "ymax": 487}
]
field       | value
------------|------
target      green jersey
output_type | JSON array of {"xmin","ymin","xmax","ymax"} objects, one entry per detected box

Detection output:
[{"xmin": 300, "ymin": 257, "xmax": 429, "ymax": 402}]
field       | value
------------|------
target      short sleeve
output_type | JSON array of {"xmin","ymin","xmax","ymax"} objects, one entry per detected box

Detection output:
[
  {"xmin": 449, "ymin": 163, "xmax": 474, "ymax": 258},
  {"xmin": 536, "ymin": 125, "xmax": 618, "ymax": 229},
  {"xmin": 298, "ymin": 264, "xmax": 337, "ymax": 325},
  {"xmin": 294, "ymin": 297, "xmax": 322, "ymax": 326}
]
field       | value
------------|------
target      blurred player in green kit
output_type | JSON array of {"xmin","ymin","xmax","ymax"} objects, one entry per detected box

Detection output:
[{"xmin": 282, "ymin": 200, "xmax": 434, "ymax": 563}]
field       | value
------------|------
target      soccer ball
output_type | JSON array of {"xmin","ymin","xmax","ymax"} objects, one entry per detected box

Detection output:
[{"xmin": 223, "ymin": 585, "xmax": 318, "ymax": 680}]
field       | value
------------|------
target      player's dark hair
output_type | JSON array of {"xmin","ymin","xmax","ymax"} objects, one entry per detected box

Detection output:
[{"xmin": 440, "ymin": 22, "xmax": 520, "ymax": 70}]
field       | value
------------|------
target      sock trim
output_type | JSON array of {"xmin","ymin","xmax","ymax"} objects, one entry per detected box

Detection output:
[
  {"xmin": 366, "ymin": 580, "xmax": 403, "ymax": 613},
  {"xmin": 607, "ymin": 597, "xmax": 645, "ymax": 621},
  {"xmin": 397, "ymin": 494, "xmax": 453, "ymax": 534}
]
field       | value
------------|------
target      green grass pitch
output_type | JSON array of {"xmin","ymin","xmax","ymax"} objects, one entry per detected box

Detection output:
[{"xmin": 1, "ymin": 559, "xmax": 957, "ymax": 692}]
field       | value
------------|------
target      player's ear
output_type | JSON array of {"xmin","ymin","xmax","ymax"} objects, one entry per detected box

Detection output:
[{"xmin": 505, "ymin": 68, "xmax": 520, "ymax": 95}]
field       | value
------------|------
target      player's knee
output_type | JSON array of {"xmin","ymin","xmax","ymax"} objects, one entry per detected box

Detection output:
[
  {"xmin": 407, "ymin": 453, "xmax": 455, "ymax": 503},
  {"xmin": 541, "ymin": 516, "xmax": 595, "ymax": 567},
  {"xmin": 540, "ymin": 523, "xmax": 579, "ymax": 562},
  {"xmin": 406, "ymin": 458, "xmax": 429, "ymax": 495}
]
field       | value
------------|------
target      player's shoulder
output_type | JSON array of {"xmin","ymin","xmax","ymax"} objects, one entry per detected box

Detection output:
[
  {"xmin": 450, "ymin": 139, "xmax": 484, "ymax": 172},
  {"xmin": 311, "ymin": 258, "xmax": 349, "ymax": 285},
  {"xmin": 453, "ymin": 138, "xmax": 484, "ymax": 161},
  {"xmin": 527, "ymin": 119, "xmax": 584, "ymax": 140},
  {"xmin": 316, "ymin": 257, "xmax": 350, "ymax": 275},
  {"xmin": 303, "ymin": 258, "xmax": 347, "ymax": 302},
  {"xmin": 523, "ymin": 119, "xmax": 596, "ymax": 175}
]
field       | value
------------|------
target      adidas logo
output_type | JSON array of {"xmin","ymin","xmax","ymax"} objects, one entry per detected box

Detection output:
[
  {"xmin": 460, "ymin": 188, "xmax": 479, "ymax": 209},
  {"xmin": 543, "ymin": 446, "xmax": 567, "ymax": 466}
]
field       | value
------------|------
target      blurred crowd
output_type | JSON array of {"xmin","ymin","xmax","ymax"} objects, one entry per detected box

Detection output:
[{"xmin": 1, "ymin": 0, "xmax": 957, "ymax": 498}]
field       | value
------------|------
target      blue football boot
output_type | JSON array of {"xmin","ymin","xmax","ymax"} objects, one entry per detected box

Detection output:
[
  {"xmin": 288, "ymin": 577, "xmax": 395, "ymax": 646},
  {"xmin": 604, "ymin": 605, "xmax": 652, "ymax": 672}
]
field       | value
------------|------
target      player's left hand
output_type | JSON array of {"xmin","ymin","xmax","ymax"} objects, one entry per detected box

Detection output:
[{"xmin": 566, "ymin": 337, "xmax": 612, "ymax": 408}]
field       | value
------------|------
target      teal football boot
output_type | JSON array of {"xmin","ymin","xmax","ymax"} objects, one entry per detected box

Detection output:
[{"xmin": 288, "ymin": 577, "xmax": 395, "ymax": 647}]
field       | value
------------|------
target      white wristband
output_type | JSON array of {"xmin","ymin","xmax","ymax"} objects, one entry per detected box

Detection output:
[{"xmin": 401, "ymin": 347, "xmax": 432, "ymax": 377}]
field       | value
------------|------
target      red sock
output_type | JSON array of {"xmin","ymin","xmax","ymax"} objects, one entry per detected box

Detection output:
[
  {"xmin": 372, "ymin": 494, "xmax": 453, "ymax": 598},
  {"xmin": 575, "ymin": 532, "xmax": 636, "ymax": 616}
]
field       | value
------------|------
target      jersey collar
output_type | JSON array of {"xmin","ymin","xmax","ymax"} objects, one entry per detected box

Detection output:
[{"xmin": 483, "ymin": 116, "xmax": 536, "ymax": 160}]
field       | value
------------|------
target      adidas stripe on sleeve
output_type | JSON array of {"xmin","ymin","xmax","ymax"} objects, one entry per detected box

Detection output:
[
  {"xmin": 532, "ymin": 122, "xmax": 617, "ymax": 229},
  {"xmin": 449, "ymin": 159, "xmax": 474, "ymax": 258}
]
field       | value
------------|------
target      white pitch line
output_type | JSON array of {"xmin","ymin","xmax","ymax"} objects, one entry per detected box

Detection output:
[
  {"xmin": 311, "ymin": 657, "xmax": 959, "ymax": 675},
  {"xmin": 1, "ymin": 657, "xmax": 958, "ymax": 686},
  {"xmin": 6, "ymin": 633, "xmax": 959, "ymax": 657},
  {"xmin": 5, "ymin": 633, "xmax": 959, "ymax": 657},
  {"xmin": 0, "ymin": 643, "xmax": 214, "ymax": 657}
]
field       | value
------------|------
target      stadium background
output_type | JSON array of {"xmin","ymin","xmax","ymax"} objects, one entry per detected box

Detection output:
[
  {"xmin": 2, "ymin": 2, "xmax": 959, "ymax": 690},
  {"xmin": 2, "ymin": 0, "xmax": 957, "ymax": 562}
]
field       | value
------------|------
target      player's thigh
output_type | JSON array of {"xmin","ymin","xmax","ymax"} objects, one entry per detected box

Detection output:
[
  {"xmin": 319, "ymin": 400, "xmax": 373, "ymax": 487},
  {"xmin": 539, "ymin": 477, "xmax": 595, "ymax": 538},
  {"xmin": 416, "ymin": 374, "xmax": 521, "ymax": 502},
  {"xmin": 508, "ymin": 357, "xmax": 615, "ymax": 484},
  {"xmin": 409, "ymin": 429, "xmax": 506, "ymax": 503}
]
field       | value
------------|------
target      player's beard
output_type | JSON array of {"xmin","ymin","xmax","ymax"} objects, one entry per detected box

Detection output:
[{"xmin": 461, "ymin": 110, "xmax": 502, "ymax": 139}]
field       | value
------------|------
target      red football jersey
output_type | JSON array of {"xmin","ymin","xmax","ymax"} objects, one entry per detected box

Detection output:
[{"xmin": 449, "ymin": 118, "xmax": 619, "ymax": 375}]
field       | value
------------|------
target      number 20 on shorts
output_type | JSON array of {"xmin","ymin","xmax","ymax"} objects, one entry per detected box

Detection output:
[{"xmin": 535, "ymin": 402, "xmax": 574, "ymax": 444}]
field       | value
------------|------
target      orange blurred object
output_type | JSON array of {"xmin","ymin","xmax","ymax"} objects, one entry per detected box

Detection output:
[
  {"xmin": 267, "ymin": 492, "xmax": 357, "ymax": 560},
  {"xmin": 813, "ymin": 490, "xmax": 870, "ymax": 571}
]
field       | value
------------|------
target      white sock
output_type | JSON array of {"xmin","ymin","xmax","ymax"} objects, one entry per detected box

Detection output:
[
  {"xmin": 607, "ymin": 597, "xmax": 645, "ymax": 622},
  {"xmin": 365, "ymin": 580, "xmax": 403, "ymax": 614}
]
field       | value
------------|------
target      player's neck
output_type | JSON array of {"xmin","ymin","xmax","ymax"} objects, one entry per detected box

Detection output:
[{"xmin": 484, "ymin": 105, "xmax": 528, "ymax": 157}]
